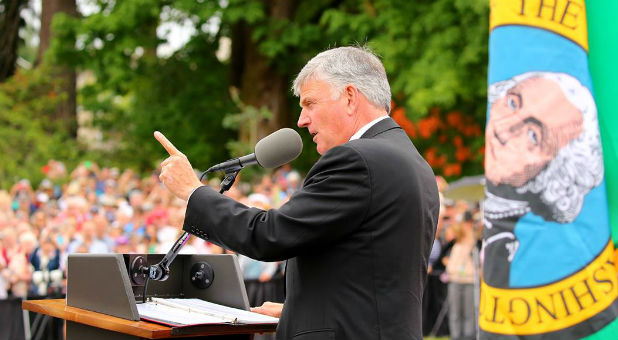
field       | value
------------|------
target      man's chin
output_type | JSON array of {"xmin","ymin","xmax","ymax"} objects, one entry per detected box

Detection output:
[
  {"xmin": 486, "ymin": 169, "xmax": 530, "ymax": 188},
  {"xmin": 486, "ymin": 177, "xmax": 512, "ymax": 188},
  {"xmin": 488, "ymin": 178, "xmax": 524, "ymax": 189},
  {"xmin": 485, "ymin": 172, "xmax": 502, "ymax": 187}
]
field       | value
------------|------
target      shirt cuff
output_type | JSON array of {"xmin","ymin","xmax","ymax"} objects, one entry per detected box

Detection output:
[{"xmin": 187, "ymin": 185, "xmax": 205, "ymax": 202}]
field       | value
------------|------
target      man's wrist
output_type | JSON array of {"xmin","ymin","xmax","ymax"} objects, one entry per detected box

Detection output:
[{"xmin": 187, "ymin": 185, "xmax": 204, "ymax": 201}]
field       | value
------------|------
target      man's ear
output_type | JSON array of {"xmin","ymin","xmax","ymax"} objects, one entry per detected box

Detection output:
[{"xmin": 344, "ymin": 85, "xmax": 360, "ymax": 116}]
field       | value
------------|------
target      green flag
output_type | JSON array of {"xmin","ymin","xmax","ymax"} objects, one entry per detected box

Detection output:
[{"xmin": 481, "ymin": 1, "xmax": 618, "ymax": 338}]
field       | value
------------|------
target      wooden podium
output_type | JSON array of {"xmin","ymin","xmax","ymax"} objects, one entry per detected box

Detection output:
[
  {"xmin": 22, "ymin": 254, "xmax": 277, "ymax": 339},
  {"xmin": 23, "ymin": 299, "xmax": 276, "ymax": 339}
]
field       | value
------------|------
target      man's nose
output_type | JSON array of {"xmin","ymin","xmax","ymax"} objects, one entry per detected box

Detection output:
[
  {"xmin": 297, "ymin": 110, "xmax": 310, "ymax": 128},
  {"xmin": 493, "ymin": 115, "xmax": 525, "ymax": 145}
]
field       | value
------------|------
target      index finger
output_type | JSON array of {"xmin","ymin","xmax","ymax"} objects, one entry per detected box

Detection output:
[{"xmin": 154, "ymin": 131, "xmax": 182, "ymax": 156}]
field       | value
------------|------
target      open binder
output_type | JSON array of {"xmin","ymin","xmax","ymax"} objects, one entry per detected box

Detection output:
[{"xmin": 137, "ymin": 297, "xmax": 278, "ymax": 326}]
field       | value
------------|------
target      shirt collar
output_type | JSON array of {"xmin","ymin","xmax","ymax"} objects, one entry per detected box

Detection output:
[{"xmin": 349, "ymin": 116, "xmax": 389, "ymax": 141}]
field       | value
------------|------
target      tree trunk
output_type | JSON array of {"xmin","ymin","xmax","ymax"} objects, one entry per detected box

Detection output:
[
  {"xmin": 38, "ymin": 0, "xmax": 78, "ymax": 64},
  {"xmin": 230, "ymin": 0, "xmax": 295, "ymax": 145},
  {"xmin": 38, "ymin": 0, "xmax": 77, "ymax": 137},
  {"xmin": 0, "ymin": 0, "xmax": 28, "ymax": 82}
]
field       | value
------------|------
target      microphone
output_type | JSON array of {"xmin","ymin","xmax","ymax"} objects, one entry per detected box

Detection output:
[
  {"xmin": 146, "ymin": 129, "xmax": 302, "ymax": 287},
  {"xmin": 206, "ymin": 128, "xmax": 303, "ymax": 173}
]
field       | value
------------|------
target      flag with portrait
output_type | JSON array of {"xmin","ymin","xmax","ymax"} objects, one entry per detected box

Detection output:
[{"xmin": 481, "ymin": 0, "xmax": 618, "ymax": 339}]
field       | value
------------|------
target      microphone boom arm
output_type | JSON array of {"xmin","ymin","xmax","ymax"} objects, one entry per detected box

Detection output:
[
  {"xmin": 146, "ymin": 231, "xmax": 191, "ymax": 281},
  {"xmin": 145, "ymin": 170, "xmax": 239, "ymax": 282}
]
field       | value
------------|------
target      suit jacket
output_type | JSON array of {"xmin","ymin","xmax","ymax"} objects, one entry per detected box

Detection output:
[{"xmin": 184, "ymin": 118, "xmax": 439, "ymax": 340}]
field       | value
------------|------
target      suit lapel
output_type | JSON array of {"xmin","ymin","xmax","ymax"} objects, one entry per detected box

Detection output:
[{"xmin": 360, "ymin": 117, "xmax": 401, "ymax": 139}]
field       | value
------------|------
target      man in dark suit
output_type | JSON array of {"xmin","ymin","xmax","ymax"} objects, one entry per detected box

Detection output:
[{"xmin": 155, "ymin": 46, "xmax": 439, "ymax": 340}]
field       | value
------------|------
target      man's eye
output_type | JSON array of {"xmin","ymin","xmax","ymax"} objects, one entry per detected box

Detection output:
[
  {"xmin": 507, "ymin": 97, "xmax": 517, "ymax": 110},
  {"xmin": 527, "ymin": 128, "xmax": 538, "ymax": 146},
  {"xmin": 505, "ymin": 92, "xmax": 522, "ymax": 111}
]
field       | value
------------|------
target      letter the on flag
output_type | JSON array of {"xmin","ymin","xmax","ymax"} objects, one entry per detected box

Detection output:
[{"xmin": 482, "ymin": 0, "xmax": 618, "ymax": 339}]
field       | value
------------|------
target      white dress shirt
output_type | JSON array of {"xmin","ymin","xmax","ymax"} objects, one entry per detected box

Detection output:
[{"xmin": 349, "ymin": 115, "xmax": 389, "ymax": 141}]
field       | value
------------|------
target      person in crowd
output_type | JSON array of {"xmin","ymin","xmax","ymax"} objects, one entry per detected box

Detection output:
[
  {"xmin": 127, "ymin": 189, "xmax": 145, "ymax": 215},
  {"xmin": 1, "ymin": 228, "xmax": 18, "ymax": 269},
  {"xmin": 7, "ymin": 250, "xmax": 30, "ymax": 298},
  {"xmin": 422, "ymin": 183, "xmax": 452, "ymax": 337},
  {"xmin": 155, "ymin": 46, "xmax": 439, "ymax": 340},
  {"xmin": 117, "ymin": 168, "xmax": 140, "ymax": 195},
  {"xmin": 66, "ymin": 220, "xmax": 109, "ymax": 254},
  {"xmin": 29, "ymin": 236, "xmax": 62, "ymax": 296},
  {"xmin": 41, "ymin": 160, "xmax": 66, "ymax": 200},
  {"xmin": 84, "ymin": 220, "xmax": 110, "ymax": 253},
  {"xmin": 235, "ymin": 193, "xmax": 281, "ymax": 307},
  {"xmin": 0, "ymin": 190, "xmax": 12, "ymax": 217},
  {"xmin": 238, "ymin": 253, "xmax": 279, "ymax": 306},
  {"xmin": 143, "ymin": 224, "xmax": 159, "ymax": 253},
  {"xmin": 57, "ymin": 195, "xmax": 88, "ymax": 231},
  {"xmin": 18, "ymin": 231, "xmax": 37, "ymax": 260},
  {"xmin": 92, "ymin": 214, "xmax": 115, "ymax": 251},
  {"xmin": 1, "ymin": 227, "xmax": 31, "ymax": 298},
  {"xmin": 0, "ymin": 249, "xmax": 7, "ymax": 299},
  {"xmin": 11, "ymin": 180, "xmax": 35, "ymax": 221},
  {"xmin": 113, "ymin": 236, "xmax": 132, "ymax": 254},
  {"xmin": 444, "ymin": 211, "xmax": 479, "ymax": 340},
  {"xmin": 31, "ymin": 210, "xmax": 47, "ymax": 238}
]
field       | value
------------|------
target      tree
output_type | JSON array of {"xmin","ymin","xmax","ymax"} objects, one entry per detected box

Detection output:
[
  {"xmin": 321, "ymin": 0, "xmax": 489, "ymax": 120},
  {"xmin": 38, "ymin": 0, "xmax": 78, "ymax": 136},
  {"xmin": 0, "ymin": 65, "xmax": 79, "ymax": 188},
  {"xmin": 0, "ymin": 0, "xmax": 29, "ymax": 82},
  {"xmin": 46, "ymin": 0, "xmax": 489, "ymax": 177},
  {"xmin": 320, "ymin": 0, "xmax": 489, "ymax": 178},
  {"xmin": 48, "ymin": 0, "xmax": 237, "ymax": 171},
  {"xmin": 228, "ymin": 0, "xmax": 293, "ymax": 142},
  {"xmin": 0, "ymin": 0, "xmax": 83, "ymax": 188}
]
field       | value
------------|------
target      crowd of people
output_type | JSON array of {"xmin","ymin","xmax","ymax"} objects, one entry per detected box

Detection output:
[
  {"xmin": 423, "ymin": 176, "xmax": 483, "ymax": 340},
  {"xmin": 0, "ymin": 159, "xmax": 301, "ymax": 301},
  {"xmin": 0, "ymin": 158, "xmax": 482, "ymax": 339}
]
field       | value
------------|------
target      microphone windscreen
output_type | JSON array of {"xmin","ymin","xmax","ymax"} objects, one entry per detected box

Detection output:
[{"xmin": 254, "ymin": 128, "xmax": 303, "ymax": 168}]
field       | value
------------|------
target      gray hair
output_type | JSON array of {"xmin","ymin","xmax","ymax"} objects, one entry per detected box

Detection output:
[
  {"xmin": 488, "ymin": 72, "xmax": 604, "ymax": 223},
  {"xmin": 292, "ymin": 46, "xmax": 392, "ymax": 113}
]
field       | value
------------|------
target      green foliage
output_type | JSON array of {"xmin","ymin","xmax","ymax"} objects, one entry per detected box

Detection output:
[
  {"xmin": 126, "ymin": 36, "xmax": 237, "ymax": 172},
  {"xmin": 34, "ymin": 0, "xmax": 488, "ymax": 177},
  {"xmin": 0, "ymin": 66, "xmax": 80, "ymax": 189},
  {"xmin": 321, "ymin": 0, "xmax": 489, "ymax": 120},
  {"xmin": 223, "ymin": 87, "xmax": 273, "ymax": 157},
  {"xmin": 48, "ymin": 0, "xmax": 236, "ymax": 171},
  {"xmin": 229, "ymin": 0, "xmax": 489, "ymax": 175},
  {"xmin": 223, "ymin": 0, "xmax": 265, "ymax": 24}
]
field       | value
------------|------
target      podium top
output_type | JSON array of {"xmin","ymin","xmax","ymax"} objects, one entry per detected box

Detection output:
[{"xmin": 23, "ymin": 299, "xmax": 277, "ymax": 339}]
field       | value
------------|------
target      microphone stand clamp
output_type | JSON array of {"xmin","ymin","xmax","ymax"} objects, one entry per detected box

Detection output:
[{"xmin": 141, "ymin": 169, "xmax": 239, "ymax": 283}]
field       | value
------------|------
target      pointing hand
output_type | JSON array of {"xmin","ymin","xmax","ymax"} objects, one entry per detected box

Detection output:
[{"xmin": 154, "ymin": 131, "xmax": 203, "ymax": 200}]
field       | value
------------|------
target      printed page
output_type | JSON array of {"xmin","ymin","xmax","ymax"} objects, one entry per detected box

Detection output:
[
  {"xmin": 137, "ymin": 301, "xmax": 228, "ymax": 326},
  {"xmin": 137, "ymin": 298, "xmax": 279, "ymax": 326}
]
